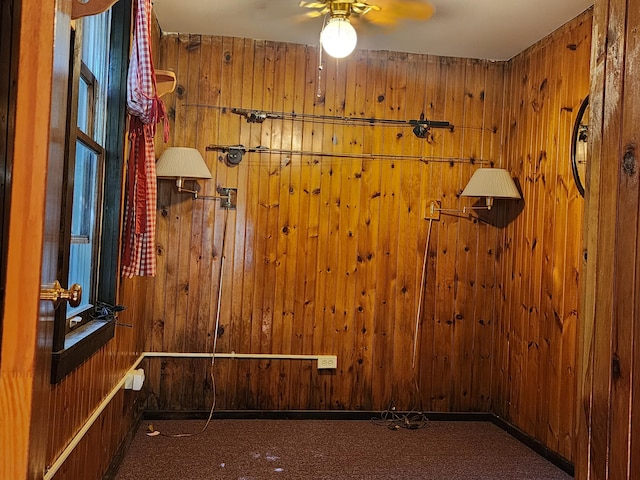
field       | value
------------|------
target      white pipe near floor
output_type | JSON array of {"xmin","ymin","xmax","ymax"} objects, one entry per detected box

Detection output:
[{"xmin": 143, "ymin": 351, "xmax": 326, "ymax": 360}]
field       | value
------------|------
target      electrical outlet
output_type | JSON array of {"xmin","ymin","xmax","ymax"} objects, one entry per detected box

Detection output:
[{"xmin": 317, "ymin": 355, "xmax": 338, "ymax": 370}]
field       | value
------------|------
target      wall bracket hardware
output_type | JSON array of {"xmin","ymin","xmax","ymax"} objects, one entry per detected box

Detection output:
[
  {"xmin": 199, "ymin": 187, "xmax": 237, "ymax": 209},
  {"xmin": 423, "ymin": 199, "xmax": 441, "ymax": 220},
  {"xmin": 427, "ymin": 199, "xmax": 474, "ymax": 216}
]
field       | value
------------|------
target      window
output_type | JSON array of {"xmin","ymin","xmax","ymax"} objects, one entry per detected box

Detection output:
[
  {"xmin": 67, "ymin": 12, "xmax": 109, "ymax": 321},
  {"xmin": 51, "ymin": 1, "xmax": 131, "ymax": 383}
]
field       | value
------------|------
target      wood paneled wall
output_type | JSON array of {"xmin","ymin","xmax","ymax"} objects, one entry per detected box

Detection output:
[
  {"xmin": 494, "ymin": 11, "xmax": 592, "ymax": 463},
  {"xmin": 576, "ymin": 0, "xmax": 640, "ymax": 478},
  {"xmin": 146, "ymin": 36, "xmax": 506, "ymax": 413}
]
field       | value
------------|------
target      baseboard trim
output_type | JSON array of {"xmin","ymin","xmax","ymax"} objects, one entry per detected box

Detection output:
[
  {"xmin": 490, "ymin": 415, "xmax": 574, "ymax": 477},
  {"xmin": 141, "ymin": 409, "xmax": 573, "ymax": 476},
  {"xmin": 143, "ymin": 409, "xmax": 494, "ymax": 422},
  {"xmin": 103, "ymin": 414, "xmax": 143, "ymax": 480}
]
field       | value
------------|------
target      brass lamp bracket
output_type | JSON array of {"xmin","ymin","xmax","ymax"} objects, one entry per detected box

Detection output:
[
  {"xmin": 422, "ymin": 199, "xmax": 441, "ymax": 220},
  {"xmin": 175, "ymin": 177, "xmax": 201, "ymax": 198},
  {"xmin": 425, "ymin": 199, "xmax": 478, "ymax": 217},
  {"xmin": 462, "ymin": 197, "xmax": 494, "ymax": 212}
]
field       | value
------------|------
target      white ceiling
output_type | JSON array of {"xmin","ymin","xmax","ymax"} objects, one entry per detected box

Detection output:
[{"xmin": 153, "ymin": 0, "xmax": 593, "ymax": 61}]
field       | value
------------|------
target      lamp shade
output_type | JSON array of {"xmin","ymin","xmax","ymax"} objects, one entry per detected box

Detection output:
[
  {"xmin": 155, "ymin": 147, "xmax": 212, "ymax": 179},
  {"xmin": 461, "ymin": 168, "xmax": 521, "ymax": 199},
  {"xmin": 320, "ymin": 16, "xmax": 357, "ymax": 59}
]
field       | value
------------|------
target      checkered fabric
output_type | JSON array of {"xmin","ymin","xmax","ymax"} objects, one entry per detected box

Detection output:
[{"xmin": 121, "ymin": 0, "xmax": 168, "ymax": 278}]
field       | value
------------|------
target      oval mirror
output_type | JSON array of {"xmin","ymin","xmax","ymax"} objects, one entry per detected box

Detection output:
[{"xmin": 571, "ymin": 96, "xmax": 589, "ymax": 196}]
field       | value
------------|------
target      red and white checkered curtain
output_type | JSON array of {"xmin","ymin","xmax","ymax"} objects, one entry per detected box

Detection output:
[{"xmin": 121, "ymin": 0, "xmax": 168, "ymax": 278}]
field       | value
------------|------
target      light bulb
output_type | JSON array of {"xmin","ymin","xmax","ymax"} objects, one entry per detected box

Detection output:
[{"xmin": 320, "ymin": 16, "xmax": 357, "ymax": 59}]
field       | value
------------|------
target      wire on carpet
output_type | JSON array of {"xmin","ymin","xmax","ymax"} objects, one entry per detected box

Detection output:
[{"xmin": 371, "ymin": 402, "xmax": 430, "ymax": 430}]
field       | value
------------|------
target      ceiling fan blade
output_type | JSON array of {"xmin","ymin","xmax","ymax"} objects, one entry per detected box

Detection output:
[
  {"xmin": 297, "ymin": 0, "xmax": 436, "ymax": 30},
  {"xmin": 299, "ymin": 1, "xmax": 329, "ymax": 9},
  {"xmin": 364, "ymin": 0, "xmax": 435, "ymax": 26},
  {"xmin": 310, "ymin": 10, "xmax": 329, "ymax": 18},
  {"xmin": 353, "ymin": 4, "xmax": 381, "ymax": 15},
  {"xmin": 294, "ymin": 10, "xmax": 325, "ymax": 22},
  {"xmin": 353, "ymin": 1, "xmax": 380, "ymax": 8},
  {"xmin": 348, "ymin": 14, "xmax": 380, "ymax": 35}
]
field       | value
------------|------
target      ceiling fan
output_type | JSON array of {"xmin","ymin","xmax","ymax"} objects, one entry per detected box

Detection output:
[{"xmin": 299, "ymin": 0, "xmax": 436, "ymax": 58}]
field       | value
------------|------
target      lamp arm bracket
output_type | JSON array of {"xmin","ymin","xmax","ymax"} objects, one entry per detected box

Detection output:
[
  {"xmin": 176, "ymin": 184, "xmax": 198, "ymax": 196},
  {"xmin": 462, "ymin": 205, "xmax": 491, "ymax": 212},
  {"xmin": 434, "ymin": 207, "xmax": 467, "ymax": 213}
]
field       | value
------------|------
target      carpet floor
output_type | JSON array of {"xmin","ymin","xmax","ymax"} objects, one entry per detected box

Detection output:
[{"xmin": 114, "ymin": 419, "xmax": 573, "ymax": 480}]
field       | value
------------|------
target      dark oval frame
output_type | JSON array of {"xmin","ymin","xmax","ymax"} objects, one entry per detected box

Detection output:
[{"xmin": 571, "ymin": 95, "xmax": 589, "ymax": 197}]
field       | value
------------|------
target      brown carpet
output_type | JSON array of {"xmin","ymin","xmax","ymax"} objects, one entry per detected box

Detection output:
[{"xmin": 114, "ymin": 420, "xmax": 573, "ymax": 479}]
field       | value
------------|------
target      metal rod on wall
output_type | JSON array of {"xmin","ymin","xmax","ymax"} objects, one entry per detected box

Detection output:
[
  {"xmin": 183, "ymin": 104, "xmax": 455, "ymax": 131},
  {"xmin": 206, "ymin": 144, "xmax": 489, "ymax": 165}
]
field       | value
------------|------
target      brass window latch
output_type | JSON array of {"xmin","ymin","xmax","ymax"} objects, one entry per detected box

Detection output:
[{"xmin": 40, "ymin": 280, "xmax": 82, "ymax": 308}]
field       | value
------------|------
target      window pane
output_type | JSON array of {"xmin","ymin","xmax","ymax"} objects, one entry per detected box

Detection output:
[
  {"xmin": 80, "ymin": 11, "xmax": 111, "ymax": 144},
  {"xmin": 68, "ymin": 141, "xmax": 102, "ymax": 317},
  {"xmin": 77, "ymin": 75, "xmax": 90, "ymax": 134}
]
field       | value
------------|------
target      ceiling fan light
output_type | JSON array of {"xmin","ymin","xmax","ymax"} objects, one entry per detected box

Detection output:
[{"xmin": 320, "ymin": 16, "xmax": 357, "ymax": 58}]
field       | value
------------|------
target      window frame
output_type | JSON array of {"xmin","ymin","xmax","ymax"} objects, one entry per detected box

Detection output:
[
  {"xmin": 50, "ymin": 0, "xmax": 131, "ymax": 383},
  {"xmin": 67, "ymin": 132, "xmax": 106, "ymax": 320}
]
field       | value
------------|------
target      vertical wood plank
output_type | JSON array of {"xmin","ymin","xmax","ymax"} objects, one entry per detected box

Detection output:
[
  {"xmin": 295, "ymin": 45, "xmax": 321, "ymax": 410},
  {"xmin": 191, "ymin": 34, "xmax": 214, "ymax": 410},
  {"xmin": 606, "ymin": 0, "xmax": 637, "ymax": 476},
  {"xmin": 182, "ymin": 34, "xmax": 203, "ymax": 411},
  {"xmin": 626, "ymin": 3, "xmax": 640, "ymax": 476},
  {"xmin": 589, "ymin": 0, "xmax": 624, "ymax": 475},
  {"xmin": 418, "ymin": 55, "xmax": 443, "ymax": 411},
  {"xmin": 270, "ymin": 40, "xmax": 292, "ymax": 409},
  {"xmin": 350, "ymin": 50, "xmax": 379, "ymax": 410},
  {"xmin": 233, "ymin": 39, "xmax": 257, "ymax": 410}
]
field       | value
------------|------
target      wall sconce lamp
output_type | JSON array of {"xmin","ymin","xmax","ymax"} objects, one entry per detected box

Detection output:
[
  {"xmin": 156, "ymin": 147, "xmax": 212, "ymax": 197},
  {"xmin": 156, "ymin": 147, "xmax": 237, "ymax": 208},
  {"xmin": 426, "ymin": 168, "xmax": 521, "ymax": 217},
  {"xmin": 460, "ymin": 168, "xmax": 521, "ymax": 211}
]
